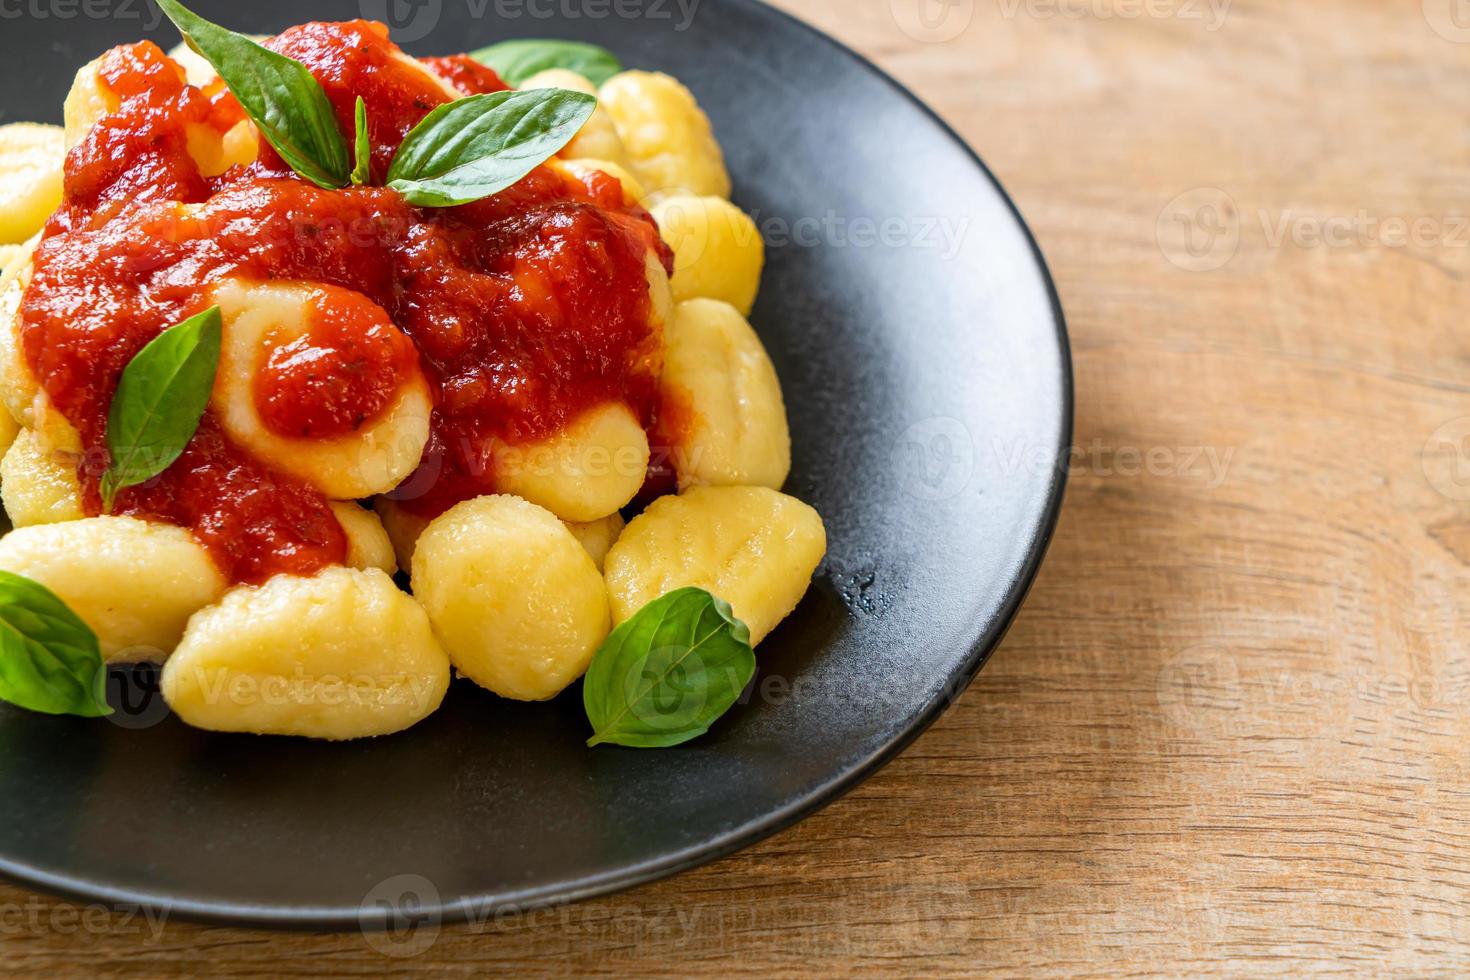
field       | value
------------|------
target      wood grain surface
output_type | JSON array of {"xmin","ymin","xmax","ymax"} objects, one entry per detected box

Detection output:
[{"xmin": 3, "ymin": 0, "xmax": 1469, "ymax": 974}]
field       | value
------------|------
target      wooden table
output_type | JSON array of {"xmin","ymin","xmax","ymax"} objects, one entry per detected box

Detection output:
[{"xmin": 4, "ymin": 0, "xmax": 1468, "ymax": 973}]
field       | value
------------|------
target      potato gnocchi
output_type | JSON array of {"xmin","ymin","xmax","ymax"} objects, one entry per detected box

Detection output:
[
  {"xmin": 0, "ymin": 516, "xmax": 226, "ymax": 661},
  {"xmin": 0, "ymin": 16, "xmax": 825, "ymax": 742},
  {"xmin": 605, "ymin": 486, "xmax": 826, "ymax": 646},
  {"xmin": 162, "ymin": 566, "xmax": 450, "ymax": 739},
  {"xmin": 650, "ymin": 194, "xmax": 765, "ymax": 315},
  {"xmin": 599, "ymin": 71, "xmax": 731, "ymax": 199},
  {"xmin": 661, "ymin": 299, "xmax": 792, "ymax": 490},
  {"xmin": 412, "ymin": 495, "xmax": 610, "ymax": 702},
  {"xmin": 210, "ymin": 278, "xmax": 433, "ymax": 500},
  {"xmin": 0, "ymin": 124, "xmax": 64, "ymax": 245}
]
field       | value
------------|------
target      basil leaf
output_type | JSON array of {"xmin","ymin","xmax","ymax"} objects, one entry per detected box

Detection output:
[
  {"xmin": 155, "ymin": 0, "xmax": 349, "ymax": 189},
  {"xmin": 101, "ymin": 306, "xmax": 222, "ymax": 511},
  {"xmin": 351, "ymin": 96, "xmax": 371, "ymax": 186},
  {"xmin": 470, "ymin": 39, "xmax": 621, "ymax": 88},
  {"xmin": 583, "ymin": 587, "xmax": 755, "ymax": 749},
  {"xmin": 386, "ymin": 89, "xmax": 596, "ymax": 207},
  {"xmin": 0, "ymin": 571, "xmax": 110, "ymax": 718}
]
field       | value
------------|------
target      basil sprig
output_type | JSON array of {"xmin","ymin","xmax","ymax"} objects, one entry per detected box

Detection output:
[
  {"xmin": 0, "ymin": 571, "xmax": 110, "ymax": 718},
  {"xmin": 386, "ymin": 89, "xmax": 596, "ymax": 207},
  {"xmin": 351, "ymin": 96, "xmax": 372, "ymax": 186},
  {"xmin": 155, "ymin": 1, "xmax": 597, "ymax": 207},
  {"xmin": 155, "ymin": 0, "xmax": 350, "ymax": 189},
  {"xmin": 101, "ymin": 306, "xmax": 222, "ymax": 511},
  {"xmin": 470, "ymin": 38, "xmax": 622, "ymax": 87},
  {"xmin": 583, "ymin": 588, "xmax": 756, "ymax": 749}
]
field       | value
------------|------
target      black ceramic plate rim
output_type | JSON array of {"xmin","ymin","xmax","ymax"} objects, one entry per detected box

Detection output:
[{"xmin": 0, "ymin": 0, "xmax": 1072, "ymax": 931}]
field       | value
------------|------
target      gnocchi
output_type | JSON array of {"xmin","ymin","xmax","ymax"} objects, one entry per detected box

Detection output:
[
  {"xmin": 161, "ymin": 566, "xmax": 451, "ymax": 739},
  {"xmin": 649, "ymin": 195, "xmax": 764, "ymax": 316},
  {"xmin": 599, "ymin": 71, "xmax": 732, "ymax": 199},
  {"xmin": 0, "ymin": 124, "xmax": 64, "ymax": 245},
  {"xmin": 0, "ymin": 428, "xmax": 83, "ymax": 527},
  {"xmin": 660, "ymin": 299, "xmax": 792, "ymax": 491},
  {"xmin": 61, "ymin": 58, "xmax": 119, "ymax": 149},
  {"xmin": 605, "ymin": 486, "xmax": 826, "ymax": 646},
  {"xmin": 0, "ymin": 242, "xmax": 39, "ymax": 429},
  {"xmin": 211, "ymin": 279, "xmax": 433, "ymax": 500},
  {"xmin": 0, "ymin": 16, "xmax": 828, "ymax": 746},
  {"xmin": 373, "ymin": 497, "xmax": 432, "ymax": 572},
  {"xmin": 564, "ymin": 511, "xmax": 625, "ymax": 572},
  {"xmin": 492, "ymin": 401, "xmax": 650, "ymax": 523},
  {"xmin": 557, "ymin": 157, "xmax": 649, "ymax": 207},
  {"xmin": 412, "ymin": 495, "xmax": 610, "ymax": 702},
  {"xmin": 0, "ymin": 398, "xmax": 17, "ymax": 461},
  {"xmin": 330, "ymin": 501, "xmax": 398, "ymax": 574},
  {"xmin": 0, "ymin": 516, "xmax": 227, "ymax": 662},
  {"xmin": 521, "ymin": 69, "xmax": 631, "ymax": 168}
]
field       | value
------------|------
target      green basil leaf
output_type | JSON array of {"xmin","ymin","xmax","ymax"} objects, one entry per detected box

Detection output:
[
  {"xmin": 0, "ymin": 571, "xmax": 110, "ymax": 718},
  {"xmin": 583, "ymin": 587, "xmax": 755, "ymax": 749},
  {"xmin": 155, "ymin": 0, "xmax": 349, "ymax": 189},
  {"xmin": 386, "ymin": 89, "xmax": 596, "ymax": 207},
  {"xmin": 351, "ymin": 96, "xmax": 371, "ymax": 186},
  {"xmin": 470, "ymin": 39, "xmax": 622, "ymax": 88},
  {"xmin": 102, "ymin": 306, "xmax": 222, "ymax": 510}
]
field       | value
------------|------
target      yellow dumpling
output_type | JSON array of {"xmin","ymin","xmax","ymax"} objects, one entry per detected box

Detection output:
[
  {"xmin": 598, "ymin": 71, "xmax": 731, "ymax": 199},
  {"xmin": 493, "ymin": 402, "xmax": 650, "ymax": 523},
  {"xmin": 0, "ymin": 428, "xmax": 83, "ymax": 527},
  {"xmin": 555, "ymin": 157, "xmax": 649, "ymax": 207},
  {"xmin": 604, "ymin": 485, "xmax": 825, "ymax": 646},
  {"xmin": 373, "ymin": 497, "xmax": 432, "ymax": 573},
  {"xmin": 211, "ymin": 279, "xmax": 432, "ymax": 500},
  {"xmin": 161, "ymin": 566, "xmax": 451, "ymax": 740},
  {"xmin": 62, "ymin": 58, "xmax": 119, "ymax": 149},
  {"xmin": 0, "ymin": 249, "xmax": 100, "ymax": 457},
  {"xmin": 0, "ymin": 400, "xmax": 17, "ymax": 461},
  {"xmin": 0, "ymin": 124, "xmax": 64, "ymax": 245},
  {"xmin": 564, "ymin": 511, "xmax": 625, "ymax": 572},
  {"xmin": 0, "ymin": 515, "xmax": 227, "ymax": 662},
  {"xmin": 166, "ymin": 40, "xmax": 218, "ymax": 87},
  {"xmin": 521, "ymin": 68, "xmax": 631, "ymax": 168},
  {"xmin": 650, "ymin": 194, "xmax": 764, "ymax": 315},
  {"xmin": 660, "ymin": 299, "xmax": 791, "ymax": 491},
  {"xmin": 329, "ymin": 501, "xmax": 397, "ymax": 574},
  {"xmin": 0, "ymin": 245, "xmax": 41, "ymax": 429},
  {"xmin": 411, "ymin": 494, "xmax": 610, "ymax": 702}
]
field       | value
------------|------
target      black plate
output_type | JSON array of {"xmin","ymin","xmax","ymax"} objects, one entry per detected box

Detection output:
[{"xmin": 0, "ymin": 0, "xmax": 1070, "ymax": 928}]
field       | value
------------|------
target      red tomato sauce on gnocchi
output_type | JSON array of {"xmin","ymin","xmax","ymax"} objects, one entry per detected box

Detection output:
[{"xmin": 17, "ymin": 21, "xmax": 671, "ymax": 584}]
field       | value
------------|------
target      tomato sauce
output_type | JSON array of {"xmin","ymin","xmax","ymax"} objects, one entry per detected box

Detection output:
[
  {"xmin": 419, "ymin": 55, "xmax": 511, "ymax": 96},
  {"xmin": 18, "ymin": 21, "xmax": 671, "ymax": 584}
]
